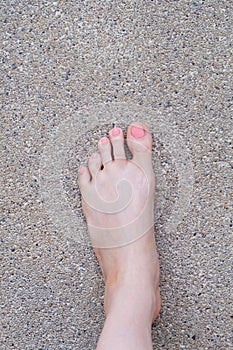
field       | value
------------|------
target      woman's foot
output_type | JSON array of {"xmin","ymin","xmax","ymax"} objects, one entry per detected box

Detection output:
[{"xmin": 78, "ymin": 122, "xmax": 161, "ymax": 349}]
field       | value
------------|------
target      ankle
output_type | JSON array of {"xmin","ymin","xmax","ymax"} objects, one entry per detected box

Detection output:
[{"xmin": 104, "ymin": 280, "xmax": 157, "ymax": 324}]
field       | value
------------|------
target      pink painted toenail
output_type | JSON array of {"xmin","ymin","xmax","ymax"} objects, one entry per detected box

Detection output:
[
  {"xmin": 100, "ymin": 137, "xmax": 109, "ymax": 144},
  {"xmin": 111, "ymin": 127, "xmax": 120, "ymax": 136},
  {"xmin": 79, "ymin": 167, "xmax": 85, "ymax": 174},
  {"xmin": 92, "ymin": 153, "xmax": 97, "ymax": 158},
  {"xmin": 131, "ymin": 126, "xmax": 145, "ymax": 138}
]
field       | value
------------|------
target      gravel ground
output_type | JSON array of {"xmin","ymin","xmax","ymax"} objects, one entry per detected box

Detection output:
[{"xmin": 1, "ymin": 1, "xmax": 232, "ymax": 349}]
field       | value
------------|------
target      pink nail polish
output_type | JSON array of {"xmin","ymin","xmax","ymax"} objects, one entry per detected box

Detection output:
[
  {"xmin": 111, "ymin": 127, "xmax": 120, "ymax": 136},
  {"xmin": 100, "ymin": 137, "xmax": 109, "ymax": 144},
  {"xmin": 79, "ymin": 167, "xmax": 85, "ymax": 174},
  {"xmin": 131, "ymin": 126, "xmax": 145, "ymax": 138}
]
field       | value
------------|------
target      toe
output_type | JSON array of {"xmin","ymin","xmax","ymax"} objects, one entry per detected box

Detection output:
[
  {"xmin": 126, "ymin": 122, "xmax": 153, "ymax": 165},
  {"xmin": 88, "ymin": 152, "xmax": 102, "ymax": 179},
  {"xmin": 98, "ymin": 136, "xmax": 112, "ymax": 166},
  {"xmin": 109, "ymin": 127, "xmax": 126, "ymax": 160},
  {"xmin": 78, "ymin": 166, "xmax": 91, "ymax": 190}
]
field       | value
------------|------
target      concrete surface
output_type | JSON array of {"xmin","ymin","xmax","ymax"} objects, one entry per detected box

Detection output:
[{"xmin": 1, "ymin": 1, "xmax": 232, "ymax": 349}]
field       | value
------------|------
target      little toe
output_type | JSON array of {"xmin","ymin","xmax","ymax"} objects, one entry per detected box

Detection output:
[
  {"xmin": 78, "ymin": 166, "xmax": 91, "ymax": 190},
  {"xmin": 98, "ymin": 136, "xmax": 112, "ymax": 166},
  {"xmin": 88, "ymin": 152, "xmax": 102, "ymax": 179},
  {"xmin": 109, "ymin": 127, "xmax": 126, "ymax": 160},
  {"xmin": 126, "ymin": 122, "xmax": 153, "ymax": 165}
]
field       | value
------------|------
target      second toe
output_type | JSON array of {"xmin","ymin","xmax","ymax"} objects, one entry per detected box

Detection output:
[{"xmin": 109, "ymin": 127, "xmax": 126, "ymax": 160}]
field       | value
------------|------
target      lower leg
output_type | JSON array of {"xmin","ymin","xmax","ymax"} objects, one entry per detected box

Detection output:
[
  {"xmin": 96, "ymin": 228, "xmax": 161, "ymax": 350},
  {"xmin": 97, "ymin": 277, "xmax": 158, "ymax": 350}
]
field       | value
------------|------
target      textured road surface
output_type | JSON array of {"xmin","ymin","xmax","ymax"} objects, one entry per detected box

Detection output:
[{"xmin": 1, "ymin": 1, "xmax": 232, "ymax": 349}]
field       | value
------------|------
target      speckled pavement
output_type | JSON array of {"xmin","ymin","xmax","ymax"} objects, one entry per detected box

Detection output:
[{"xmin": 1, "ymin": 1, "xmax": 232, "ymax": 349}]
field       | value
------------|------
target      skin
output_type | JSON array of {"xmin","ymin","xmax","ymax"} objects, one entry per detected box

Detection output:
[{"xmin": 78, "ymin": 122, "xmax": 161, "ymax": 350}]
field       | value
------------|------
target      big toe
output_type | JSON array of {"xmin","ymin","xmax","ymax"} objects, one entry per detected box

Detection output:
[{"xmin": 126, "ymin": 122, "xmax": 153, "ymax": 165}]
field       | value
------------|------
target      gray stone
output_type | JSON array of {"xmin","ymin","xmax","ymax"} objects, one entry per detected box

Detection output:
[{"xmin": 1, "ymin": 1, "xmax": 232, "ymax": 349}]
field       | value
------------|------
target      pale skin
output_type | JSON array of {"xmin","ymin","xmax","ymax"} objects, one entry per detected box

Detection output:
[{"xmin": 78, "ymin": 122, "xmax": 161, "ymax": 350}]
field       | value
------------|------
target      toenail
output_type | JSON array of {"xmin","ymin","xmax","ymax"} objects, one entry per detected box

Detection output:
[
  {"xmin": 131, "ymin": 126, "xmax": 145, "ymax": 138},
  {"xmin": 92, "ymin": 153, "xmax": 97, "ymax": 158},
  {"xmin": 100, "ymin": 137, "xmax": 109, "ymax": 144},
  {"xmin": 111, "ymin": 127, "xmax": 121, "ymax": 136},
  {"xmin": 79, "ymin": 167, "xmax": 85, "ymax": 174}
]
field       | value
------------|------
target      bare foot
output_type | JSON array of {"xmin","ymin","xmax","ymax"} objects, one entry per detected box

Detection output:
[{"xmin": 78, "ymin": 122, "xmax": 161, "ymax": 348}]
